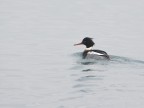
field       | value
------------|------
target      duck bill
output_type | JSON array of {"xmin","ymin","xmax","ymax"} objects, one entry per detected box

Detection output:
[{"xmin": 74, "ymin": 42, "xmax": 83, "ymax": 46}]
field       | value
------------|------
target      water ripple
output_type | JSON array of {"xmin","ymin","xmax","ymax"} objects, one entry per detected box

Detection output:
[
  {"xmin": 76, "ymin": 75, "xmax": 103, "ymax": 82},
  {"xmin": 72, "ymin": 52, "xmax": 144, "ymax": 67}
]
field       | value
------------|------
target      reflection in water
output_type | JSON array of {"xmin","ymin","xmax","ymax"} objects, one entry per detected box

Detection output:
[
  {"xmin": 70, "ymin": 68, "xmax": 106, "ymax": 97},
  {"xmin": 82, "ymin": 69, "xmax": 93, "ymax": 72},
  {"xmin": 76, "ymin": 75, "xmax": 103, "ymax": 82},
  {"xmin": 69, "ymin": 53, "xmax": 144, "ymax": 96},
  {"xmin": 58, "ymin": 53, "xmax": 144, "ymax": 108}
]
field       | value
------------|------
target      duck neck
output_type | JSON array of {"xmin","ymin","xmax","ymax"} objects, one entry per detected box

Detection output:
[{"xmin": 85, "ymin": 47, "xmax": 93, "ymax": 51}]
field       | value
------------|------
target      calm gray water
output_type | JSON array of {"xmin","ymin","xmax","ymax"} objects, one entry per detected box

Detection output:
[{"xmin": 0, "ymin": 0, "xmax": 144, "ymax": 108}]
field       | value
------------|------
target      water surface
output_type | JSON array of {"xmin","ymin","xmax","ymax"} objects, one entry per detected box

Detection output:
[{"xmin": 0, "ymin": 0, "xmax": 144, "ymax": 108}]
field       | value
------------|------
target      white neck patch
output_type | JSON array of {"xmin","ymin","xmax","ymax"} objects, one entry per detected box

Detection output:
[{"xmin": 85, "ymin": 47, "xmax": 93, "ymax": 51}]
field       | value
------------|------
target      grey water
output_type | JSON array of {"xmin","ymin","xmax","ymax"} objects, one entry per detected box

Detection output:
[{"xmin": 0, "ymin": 0, "xmax": 144, "ymax": 108}]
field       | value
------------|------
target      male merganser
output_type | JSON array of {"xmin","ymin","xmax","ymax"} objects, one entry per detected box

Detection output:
[{"xmin": 74, "ymin": 37, "xmax": 110, "ymax": 60}]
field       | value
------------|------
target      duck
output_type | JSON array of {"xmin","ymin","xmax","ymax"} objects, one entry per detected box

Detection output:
[{"xmin": 74, "ymin": 37, "xmax": 110, "ymax": 60}]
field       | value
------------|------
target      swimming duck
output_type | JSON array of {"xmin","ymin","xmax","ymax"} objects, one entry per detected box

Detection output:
[{"xmin": 74, "ymin": 37, "xmax": 110, "ymax": 60}]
